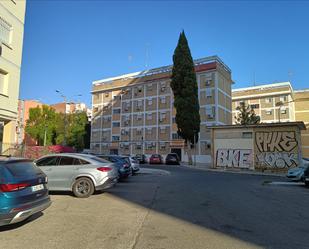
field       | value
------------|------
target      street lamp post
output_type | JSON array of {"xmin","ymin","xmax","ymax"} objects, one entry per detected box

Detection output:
[{"xmin": 56, "ymin": 90, "xmax": 67, "ymax": 146}]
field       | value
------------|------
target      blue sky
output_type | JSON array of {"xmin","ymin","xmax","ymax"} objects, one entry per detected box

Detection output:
[{"xmin": 20, "ymin": 1, "xmax": 309, "ymax": 106}]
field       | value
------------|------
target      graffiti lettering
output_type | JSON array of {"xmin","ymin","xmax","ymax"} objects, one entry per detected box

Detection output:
[
  {"xmin": 256, "ymin": 152, "xmax": 298, "ymax": 168},
  {"xmin": 255, "ymin": 131, "xmax": 297, "ymax": 152},
  {"xmin": 255, "ymin": 131, "xmax": 299, "ymax": 169},
  {"xmin": 216, "ymin": 149, "xmax": 252, "ymax": 168}
]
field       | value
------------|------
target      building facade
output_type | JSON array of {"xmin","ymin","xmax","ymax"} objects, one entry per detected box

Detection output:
[
  {"xmin": 232, "ymin": 82, "xmax": 309, "ymax": 157},
  {"xmin": 0, "ymin": 0, "xmax": 26, "ymax": 148},
  {"xmin": 91, "ymin": 56, "xmax": 233, "ymax": 162}
]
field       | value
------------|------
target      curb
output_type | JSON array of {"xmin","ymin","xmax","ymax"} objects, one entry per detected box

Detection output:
[{"xmin": 179, "ymin": 164, "xmax": 286, "ymax": 177}]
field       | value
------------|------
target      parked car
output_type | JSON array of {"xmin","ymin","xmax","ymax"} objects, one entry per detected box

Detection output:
[
  {"xmin": 34, "ymin": 153, "xmax": 118, "ymax": 198},
  {"xmin": 0, "ymin": 156, "xmax": 51, "ymax": 226},
  {"xmin": 303, "ymin": 159, "xmax": 309, "ymax": 186},
  {"xmin": 149, "ymin": 154, "xmax": 163, "ymax": 164},
  {"xmin": 96, "ymin": 155, "xmax": 131, "ymax": 179},
  {"xmin": 287, "ymin": 158, "xmax": 309, "ymax": 181},
  {"xmin": 165, "ymin": 153, "xmax": 180, "ymax": 165},
  {"xmin": 129, "ymin": 156, "xmax": 140, "ymax": 173},
  {"xmin": 135, "ymin": 154, "xmax": 147, "ymax": 164}
]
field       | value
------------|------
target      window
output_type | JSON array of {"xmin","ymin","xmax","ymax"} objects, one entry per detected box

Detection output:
[
  {"xmin": 147, "ymin": 84, "xmax": 153, "ymax": 91},
  {"xmin": 250, "ymin": 104, "xmax": 259, "ymax": 109},
  {"xmin": 266, "ymin": 110, "xmax": 272, "ymax": 115},
  {"xmin": 206, "ymin": 106, "xmax": 215, "ymax": 118},
  {"xmin": 113, "ymin": 109, "xmax": 121, "ymax": 114},
  {"xmin": 172, "ymin": 133, "xmax": 181, "ymax": 139},
  {"xmin": 159, "ymin": 112, "xmax": 166, "ymax": 122},
  {"xmin": 137, "ymin": 114, "xmax": 142, "ymax": 120},
  {"xmin": 148, "ymin": 99, "xmax": 153, "ymax": 106},
  {"xmin": 147, "ymin": 113, "xmax": 152, "ymax": 120},
  {"xmin": 113, "ymin": 95, "xmax": 121, "ymax": 100},
  {"xmin": 281, "ymin": 108, "xmax": 287, "ymax": 114},
  {"xmin": 124, "ymin": 102, "xmax": 130, "ymax": 111},
  {"xmin": 136, "ymin": 143, "xmax": 142, "ymax": 150},
  {"xmin": 160, "ymin": 82, "xmax": 166, "ymax": 92},
  {"xmin": 242, "ymin": 132, "xmax": 252, "ymax": 138},
  {"xmin": 113, "ymin": 122, "xmax": 120, "ymax": 127},
  {"xmin": 0, "ymin": 71, "xmax": 8, "ymax": 95},
  {"xmin": 59, "ymin": 157, "xmax": 75, "ymax": 166},
  {"xmin": 36, "ymin": 156, "xmax": 58, "ymax": 166},
  {"xmin": 112, "ymin": 136, "xmax": 120, "ymax": 141},
  {"xmin": 159, "ymin": 142, "xmax": 166, "ymax": 149},
  {"xmin": 280, "ymin": 95, "xmax": 288, "ymax": 102},
  {"xmin": 160, "ymin": 127, "xmax": 166, "ymax": 134},
  {"xmin": 160, "ymin": 96, "xmax": 166, "ymax": 104},
  {"xmin": 172, "ymin": 117, "xmax": 176, "ymax": 123},
  {"xmin": 265, "ymin": 98, "xmax": 272, "ymax": 103},
  {"xmin": 138, "ymin": 86, "xmax": 143, "ymax": 93},
  {"xmin": 137, "ymin": 100, "xmax": 143, "ymax": 110},
  {"xmin": 0, "ymin": 17, "xmax": 12, "ymax": 45},
  {"xmin": 147, "ymin": 128, "xmax": 152, "ymax": 134},
  {"xmin": 136, "ymin": 129, "xmax": 142, "ymax": 135},
  {"xmin": 105, "ymin": 92, "xmax": 109, "ymax": 97}
]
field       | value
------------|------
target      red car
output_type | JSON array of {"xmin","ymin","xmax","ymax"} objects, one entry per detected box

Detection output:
[{"xmin": 149, "ymin": 154, "xmax": 163, "ymax": 164}]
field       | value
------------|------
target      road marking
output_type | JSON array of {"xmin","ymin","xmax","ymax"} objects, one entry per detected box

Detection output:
[
  {"xmin": 266, "ymin": 181, "xmax": 305, "ymax": 186},
  {"xmin": 138, "ymin": 168, "xmax": 171, "ymax": 176}
]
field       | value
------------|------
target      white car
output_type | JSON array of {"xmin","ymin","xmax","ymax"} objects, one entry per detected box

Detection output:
[
  {"xmin": 286, "ymin": 158, "xmax": 309, "ymax": 181},
  {"xmin": 129, "ymin": 156, "xmax": 140, "ymax": 174}
]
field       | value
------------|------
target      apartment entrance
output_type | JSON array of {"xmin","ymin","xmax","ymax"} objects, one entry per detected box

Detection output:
[{"xmin": 171, "ymin": 148, "xmax": 182, "ymax": 161}]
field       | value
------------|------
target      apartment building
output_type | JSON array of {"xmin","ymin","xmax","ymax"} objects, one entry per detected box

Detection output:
[
  {"xmin": 0, "ymin": 0, "xmax": 26, "ymax": 147},
  {"xmin": 51, "ymin": 102, "xmax": 92, "ymax": 121},
  {"xmin": 91, "ymin": 56, "xmax": 233, "ymax": 163},
  {"xmin": 232, "ymin": 82, "xmax": 309, "ymax": 157},
  {"xmin": 294, "ymin": 89, "xmax": 309, "ymax": 157}
]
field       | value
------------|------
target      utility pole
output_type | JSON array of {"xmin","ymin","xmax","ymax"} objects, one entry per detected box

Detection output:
[{"xmin": 56, "ymin": 90, "xmax": 67, "ymax": 146}]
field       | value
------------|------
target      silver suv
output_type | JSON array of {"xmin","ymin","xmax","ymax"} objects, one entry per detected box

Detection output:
[{"xmin": 35, "ymin": 153, "xmax": 118, "ymax": 198}]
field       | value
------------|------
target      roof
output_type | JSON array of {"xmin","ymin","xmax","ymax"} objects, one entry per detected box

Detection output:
[
  {"xmin": 208, "ymin": 121, "xmax": 306, "ymax": 130},
  {"xmin": 93, "ymin": 55, "xmax": 231, "ymax": 86},
  {"xmin": 232, "ymin": 82, "xmax": 293, "ymax": 93}
]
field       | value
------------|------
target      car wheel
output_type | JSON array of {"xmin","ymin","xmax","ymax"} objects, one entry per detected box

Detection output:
[
  {"xmin": 72, "ymin": 177, "xmax": 94, "ymax": 198},
  {"xmin": 305, "ymin": 180, "xmax": 309, "ymax": 187}
]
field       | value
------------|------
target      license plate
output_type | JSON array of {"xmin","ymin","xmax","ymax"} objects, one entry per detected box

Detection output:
[{"xmin": 32, "ymin": 184, "xmax": 44, "ymax": 192}]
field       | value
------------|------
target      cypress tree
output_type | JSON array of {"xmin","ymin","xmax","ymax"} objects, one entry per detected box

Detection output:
[{"xmin": 170, "ymin": 31, "xmax": 200, "ymax": 164}]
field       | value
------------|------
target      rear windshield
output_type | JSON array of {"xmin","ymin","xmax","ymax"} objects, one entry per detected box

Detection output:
[
  {"xmin": 3, "ymin": 161, "xmax": 41, "ymax": 177},
  {"xmin": 152, "ymin": 155, "xmax": 160, "ymax": 158}
]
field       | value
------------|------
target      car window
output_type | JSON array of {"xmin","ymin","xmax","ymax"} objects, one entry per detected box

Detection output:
[
  {"xmin": 4, "ymin": 161, "xmax": 41, "ymax": 176},
  {"xmin": 79, "ymin": 159, "xmax": 91, "ymax": 165},
  {"xmin": 59, "ymin": 156, "xmax": 75, "ymax": 166},
  {"xmin": 36, "ymin": 156, "xmax": 59, "ymax": 166},
  {"xmin": 91, "ymin": 157, "xmax": 109, "ymax": 163}
]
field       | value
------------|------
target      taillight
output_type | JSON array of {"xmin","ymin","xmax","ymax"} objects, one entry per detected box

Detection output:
[
  {"xmin": 97, "ymin": 167, "xmax": 112, "ymax": 172},
  {"xmin": 0, "ymin": 183, "xmax": 30, "ymax": 192}
]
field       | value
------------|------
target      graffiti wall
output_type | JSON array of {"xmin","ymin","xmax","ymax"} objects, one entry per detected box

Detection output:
[
  {"xmin": 255, "ymin": 131, "xmax": 299, "ymax": 169},
  {"xmin": 216, "ymin": 149, "xmax": 253, "ymax": 168}
]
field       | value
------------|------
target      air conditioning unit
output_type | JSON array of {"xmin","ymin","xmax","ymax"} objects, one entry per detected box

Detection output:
[{"xmin": 205, "ymin": 80, "xmax": 211, "ymax": 86}]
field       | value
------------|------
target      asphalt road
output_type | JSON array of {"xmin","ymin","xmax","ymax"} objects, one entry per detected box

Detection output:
[{"xmin": 1, "ymin": 165, "xmax": 309, "ymax": 249}]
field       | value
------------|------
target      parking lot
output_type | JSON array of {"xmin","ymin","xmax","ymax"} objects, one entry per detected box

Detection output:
[{"xmin": 1, "ymin": 165, "xmax": 309, "ymax": 249}]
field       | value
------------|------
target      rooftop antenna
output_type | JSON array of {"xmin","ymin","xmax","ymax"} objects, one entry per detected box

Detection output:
[
  {"xmin": 145, "ymin": 43, "xmax": 150, "ymax": 70},
  {"xmin": 288, "ymin": 70, "xmax": 293, "ymax": 83}
]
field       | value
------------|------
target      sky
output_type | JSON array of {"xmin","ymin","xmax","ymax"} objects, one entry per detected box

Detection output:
[{"xmin": 20, "ymin": 0, "xmax": 309, "ymax": 107}]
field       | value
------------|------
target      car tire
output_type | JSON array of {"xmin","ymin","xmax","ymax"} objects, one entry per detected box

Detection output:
[
  {"xmin": 305, "ymin": 181, "xmax": 309, "ymax": 187},
  {"xmin": 72, "ymin": 177, "xmax": 94, "ymax": 198}
]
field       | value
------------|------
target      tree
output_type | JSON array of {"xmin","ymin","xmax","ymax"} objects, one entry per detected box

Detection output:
[
  {"xmin": 26, "ymin": 106, "xmax": 89, "ymax": 150},
  {"xmin": 170, "ymin": 31, "xmax": 200, "ymax": 165},
  {"xmin": 235, "ymin": 102, "xmax": 260, "ymax": 125},
  {"xmin": 25, "ymin": 105, "xmax": 58, "ymax": 145}
]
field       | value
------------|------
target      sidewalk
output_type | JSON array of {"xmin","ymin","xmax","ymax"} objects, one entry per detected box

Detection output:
[{"xmin": 179, "ymin": 162, "xmax": 286, "ymax": 177}]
